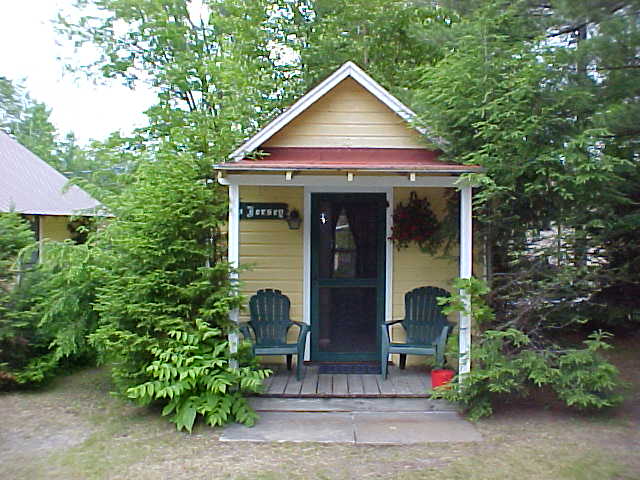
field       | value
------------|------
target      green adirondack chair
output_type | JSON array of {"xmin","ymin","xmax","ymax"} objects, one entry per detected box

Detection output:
[
  {"xmin": 240, "ymin": 289, "xmax": 309, "ymax": 381},
  {"xmin": 380, "ymin": 286, "xmax": 452, "ymax": 379}
]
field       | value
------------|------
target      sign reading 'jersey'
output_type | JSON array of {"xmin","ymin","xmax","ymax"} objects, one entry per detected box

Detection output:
[{"xmin": 239, "ymin": 202, "xmax": 288, "ymax": 220}]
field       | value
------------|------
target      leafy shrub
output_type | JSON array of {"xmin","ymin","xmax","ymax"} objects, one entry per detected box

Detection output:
[
  {"xmin": 0, "ymin": 213, "xmax": 37, "ymax": 386},
  {"xmin": 126, "ymin": 319, "xmax": 267, "ymax": 431},
  {"xmin": 0, "ymin": 213, "xmax": 34, "ymax": 281},
  {"xmin": 91, "ymin": 148, "xmax": 268, "ymax": 431},
  {"xmin": 434, "ymin": 277, "xmax": 623, "ymax": 420},
  {"xmin": 13, "ymin": 241, "xmax": 103, "ymax": 384},
  {"xmin": 0, "ymin": 239, "xmax": 103, "ymax": 387}
]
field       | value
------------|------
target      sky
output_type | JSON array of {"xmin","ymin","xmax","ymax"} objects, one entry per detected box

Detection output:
[{"xmin": 0, "ymin": 0, "xmax": 157, "ymax": 144}]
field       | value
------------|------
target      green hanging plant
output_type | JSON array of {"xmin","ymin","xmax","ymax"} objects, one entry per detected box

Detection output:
[{"xmin": 390, "ymin": 191, "xmax": 442, "ymax": 252}]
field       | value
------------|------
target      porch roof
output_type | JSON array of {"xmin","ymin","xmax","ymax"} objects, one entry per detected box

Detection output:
[{"xmin": 214, "ymin": 147, "xmax": 482, "ymax": 175}]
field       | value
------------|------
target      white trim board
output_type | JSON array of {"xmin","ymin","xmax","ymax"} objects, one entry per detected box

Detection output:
[
  {"xmin": 229, "ymin": 61, "xmax": 444, "ymax": 161},
  {"xmin": 227, "ymin": 184, "xmax": 240, "ymax": 368},
  {"xmin": 458, "ymin": 185, "xmax": 473, "ymax": 377},
  {"xmin": 218, "ymin": 174, "xmax": 461, "ymax": 188}
]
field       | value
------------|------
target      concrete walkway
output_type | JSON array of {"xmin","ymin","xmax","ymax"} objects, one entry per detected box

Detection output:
[{"xmin": 220, "ymin": 398, "xmax": 482, "ymax": 444}]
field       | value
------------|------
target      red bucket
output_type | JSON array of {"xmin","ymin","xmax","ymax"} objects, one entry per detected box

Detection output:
[{"xmin": 431, "ymin": 369, "xmax": 455, "ymax": 389}]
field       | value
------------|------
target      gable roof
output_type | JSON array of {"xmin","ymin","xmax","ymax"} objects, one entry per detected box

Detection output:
[
  {"xmin": 229, "ymin": 61, "xmax": 444, "ymax": 161},
  {"xmin": 0, "ymin": 131, "xmax": 101, "ymax": 216}
]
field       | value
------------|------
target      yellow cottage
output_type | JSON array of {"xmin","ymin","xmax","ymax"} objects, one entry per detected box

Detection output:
[{"xmin": 215, "ymin": 62, "xmax": 479, "ymax": 389}]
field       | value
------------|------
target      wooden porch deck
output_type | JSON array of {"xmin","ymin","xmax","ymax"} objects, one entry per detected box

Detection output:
[{"xmin": 257, "ymin": 365, "xmax": 432, "ymax": 398}]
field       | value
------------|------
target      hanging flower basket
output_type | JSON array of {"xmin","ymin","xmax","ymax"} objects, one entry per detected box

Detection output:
[{"xmin": 390, "ymin": 191, "xmax": 441, "ymax": 251}]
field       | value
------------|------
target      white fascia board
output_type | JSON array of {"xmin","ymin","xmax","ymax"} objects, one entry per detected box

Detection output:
[
  {"xmin": 218, "ymin": 174, "xmax": 461, "ymax": 188},
  {"xmin": 229, "ymin": 61, "xmax": 443, "ymax": 161}
]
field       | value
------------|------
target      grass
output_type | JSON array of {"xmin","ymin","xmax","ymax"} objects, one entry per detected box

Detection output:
[{"xmin": 1, "ymin": 332, "xmax": 638, "ymax": 480}]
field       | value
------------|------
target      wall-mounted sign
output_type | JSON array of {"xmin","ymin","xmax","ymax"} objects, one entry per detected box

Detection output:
[{"xmin": 240, "ymin": 202, "xmax": 288, "ymax": 220}]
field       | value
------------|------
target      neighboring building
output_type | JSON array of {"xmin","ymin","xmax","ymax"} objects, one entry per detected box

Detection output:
[
  {"xmin": 0, "ymin": 130, "xmax": 101, "ymax": 243},
  {"xmin": 215, "ymin": 62, "xmax": 480, "ymax": 374}
]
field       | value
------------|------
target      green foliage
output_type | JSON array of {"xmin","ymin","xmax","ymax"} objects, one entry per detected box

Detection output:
[
  {"xmin": 298, "ymin": 0, "xmax": 456, "ymax": 101},
  {"xmin": 435, "ymin": 277, "xmax": 623, "ymax": 420},
  {"xmin": 59, "ymin": 0, "xmax": 304, "ymax": 158},
  {"xmin": 0, "ymin": 240, "xmax": 103, "ymax": 387},
  {"xmin": 0, "ymin": 213, "xmax": 34, "ymax": 284},
  {"xmin": 0, "ymin": 76, "xmax": 64, "ymax": 171},
  {"xmin": 90, "ymin": 147, "xmax": 268, "ymax": 430},
  {"xmin": 17, "ymin": 242, "xmax": 103, "ymax": 384},
  {"xmin": 434, "ymin": 329, "xmax": 623, "ymax": 421},
  {"xmin": 56, "ymin": 0, "xmax": 310, "ymax": 431},
  {"xmin": 0, "ymin": 213, "xmax": 36, "ymax": 385},
  {"xmin": 439, "ymin": 277, "xmax": 494, "ymax": 327},
  {"xmin": 71, "ymin": 132, "xmax": 150, "ymax": 200},
  {"xmin": 126, "ymin": 319, "xmax": 268, "ymax": 432},
  {"xmin": 410, "ymin": 0, "xmax": 640, "ymax": 339}
]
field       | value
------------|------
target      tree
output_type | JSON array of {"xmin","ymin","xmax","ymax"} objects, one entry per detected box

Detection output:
[
  {"xmin": 0, "ymin": 76, "xmax": 24, "ymax": 129},
  {"xmin": 56, "ymin": 0, "xmax": 306, "ymax": 429},
  {"xmin": 297, "ymin": 0, "xmax": 456, "ymax": 104},
  {"xmin": 0, "ymin": 213, "xmax": 36, "ymax": 386},
  {"xmin": 0, "ymin": 77, "xmax": 61, "ymax": 170},
  {"xmin": 90, "ymin": 143, "xmax": 267, "ymax": 431},
  {"xmin": 410, "ymin": 0, "xmax": 640, "ymax": 329},
  {"xmin": 58, "ymin": 0, "xmax": 306, "ymax": 158},
  {"xmin": 0, "ymin": 76, "xmax": 105, "ymax": 179}
]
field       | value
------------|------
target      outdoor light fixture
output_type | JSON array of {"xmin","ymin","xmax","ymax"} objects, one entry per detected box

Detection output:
[{"xmin": 286, "ymin": 209, "xmax": 302, "ymax": 230}]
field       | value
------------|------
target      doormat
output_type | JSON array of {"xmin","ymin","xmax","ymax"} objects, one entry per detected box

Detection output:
[{"xmin": 318, "ymin": 364, "xmax": 381, "ymax": 375}]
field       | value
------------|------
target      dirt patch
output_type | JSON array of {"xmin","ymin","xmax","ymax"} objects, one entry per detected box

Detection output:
[
  {"xmin": 0, "ymin": 335, "xmax": 638, "ymax": 480},
  {"xmin": 0, "ymin": 413, "xmax": 92, "ymax": 460}
]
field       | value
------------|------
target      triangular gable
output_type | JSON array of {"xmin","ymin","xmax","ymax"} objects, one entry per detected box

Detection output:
[
  {"xmin": 230, "ymin": 61, "xmax": 442, "ymax": 160},
  {"xmin": 263, "ymin": 77, "xmax": 426, "ymax": 149}
]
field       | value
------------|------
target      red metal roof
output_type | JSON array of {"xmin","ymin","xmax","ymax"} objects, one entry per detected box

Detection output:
[{"xmin": 216, "ymin": 147, "xmax": 481, "ymax": 173}]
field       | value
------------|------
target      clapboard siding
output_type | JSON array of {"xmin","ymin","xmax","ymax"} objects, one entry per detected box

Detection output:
[
  {"xmin": 392, "ymin": 187, "xmax": 456, "ymax": 313},
  {"xmin": 263, "ymin": 78, "xmax": 425, "ymax": 149},
  {"xmin": 238, "ymin": 186, "xmax": 304, "ymax": 323},
  {"xmin": 390, "ymin": 187, "xmax": 458, "ymax": 366}
]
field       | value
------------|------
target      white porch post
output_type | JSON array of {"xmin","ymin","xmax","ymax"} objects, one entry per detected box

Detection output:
[
  {"xmin": 458, "ymin": 185, "xmax": 473, "ymax": 378},
  {"xmin": 228, "ymin": 183, "xmax": 240, "ymax": 369}
]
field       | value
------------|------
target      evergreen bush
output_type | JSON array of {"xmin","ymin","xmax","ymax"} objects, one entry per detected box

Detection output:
[
  {"xmin": 434, "ymin": 277, "xmax": 623, "ymax": 420},
  {"xmin": 90, "ymin": 147, "xmax": 268, "ymax": 431},
  {"xmin": 0, "ymin": 212, "xmax": 37, "ymax": 386},
  {"xmin": 0, "ymin": 236, "xmax": 103, "ymax": 387}
]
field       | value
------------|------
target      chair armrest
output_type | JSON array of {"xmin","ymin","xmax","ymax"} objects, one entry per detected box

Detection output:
[
  {"xmin": 293, "ymin": 322, "xmax": 310, "ymax": 351},
  {"xmin": 238, "ymin": 323, "xmax": 253, "ymax": 342},
  {"xmin": 384, "ymin": 319, "xmax": 404, "ymax": 326},
  {"xmin": 380, "ymin": 323, "xmax": 391, "ymax": 347},
  {"xmin": 382, "ymin": 319, "xmax": 404, "ymax": 341},
  {"xmin": 291, "ymin": 321, "xmax": 310, "ymax": 339},
  {"xmin": 436, "ymin": 324, "xmax": 451, "ymax": 350}
]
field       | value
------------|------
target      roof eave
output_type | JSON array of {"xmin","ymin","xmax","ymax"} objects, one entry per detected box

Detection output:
[{"xmin": 213, "ymin": 164, "xmax": 483, "ymax": 175}]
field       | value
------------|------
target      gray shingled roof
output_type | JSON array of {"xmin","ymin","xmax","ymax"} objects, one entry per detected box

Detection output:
[{"xmin": 0, "ymin": 130, "xmax": 101, "ymax": 216}]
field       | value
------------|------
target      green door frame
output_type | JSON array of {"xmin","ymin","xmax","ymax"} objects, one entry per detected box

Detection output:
[{"xmin": 310, "ymin": 193, "xmax": 387, "ymax": 362}]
